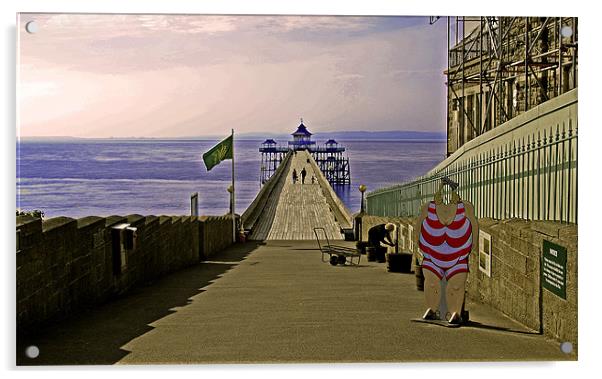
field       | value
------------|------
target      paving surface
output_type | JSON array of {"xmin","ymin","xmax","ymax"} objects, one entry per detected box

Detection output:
[
  {"xmin": 251, "ymin": 151, "xmax": 343, "ymax": 241},
  {"xmin": 17, "ymin": 240, "xmax": 574, "ymax": 365}
]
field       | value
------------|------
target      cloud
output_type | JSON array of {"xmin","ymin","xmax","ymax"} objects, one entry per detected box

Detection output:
[
  {"xmin": 21, "ymin": 14, "xmax": 373, "ymax": 40},
  {"xmin": 261, "ymin": 15, "xmax": 374, "ymax": 32},
  {"xmin": 18, "ymin": 14, "xmax": 448, "ymax": 137},
  {"xmin": 24, "ymin": 14, "xmax": 241, "ymax": 38}
]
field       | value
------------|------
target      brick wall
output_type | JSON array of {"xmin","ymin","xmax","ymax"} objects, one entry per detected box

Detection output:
[
  {"xmin": 16, "ymin": 214, "xmax": 237, "ymax": 335},
  {"xmin": 359, "ymin": 214, "xmax": 577, "ymax": 346}
]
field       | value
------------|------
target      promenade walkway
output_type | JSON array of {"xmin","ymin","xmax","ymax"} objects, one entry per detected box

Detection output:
[
  {"xmin": 17, "ymin": 240, "xmax": 572, "ymax": 365},
  {"xmin": 251, "ymin": 151, "xmax": 343, "ymax": 241}
]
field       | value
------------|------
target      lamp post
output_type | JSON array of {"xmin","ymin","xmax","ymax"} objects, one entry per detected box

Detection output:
[
  {"xmin": 227, "ymin": 185, "xmax": 233, "ymax": 213},
  {"xmin": 356, "ymin": 184, "xmax": 367, "ymax": 243},
  {"xmin": 359, "ymin": 184, "xmax": 367, "ymax": 213}
]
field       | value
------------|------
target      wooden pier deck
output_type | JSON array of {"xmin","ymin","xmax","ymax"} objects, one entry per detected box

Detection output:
[{"xmin": 250, "ymin": 150, "xmax": 346, "ymax": 241}]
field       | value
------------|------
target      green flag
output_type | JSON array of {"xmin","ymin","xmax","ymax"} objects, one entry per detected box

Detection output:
[{"xmin": 202, "ymin": 135, "xmax": 233, "ymax": 171}]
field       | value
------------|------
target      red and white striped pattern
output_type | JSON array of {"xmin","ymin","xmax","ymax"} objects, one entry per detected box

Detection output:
[{"xmin": 419, "ymin": 201, "xmax": 473, "ymax": 279}]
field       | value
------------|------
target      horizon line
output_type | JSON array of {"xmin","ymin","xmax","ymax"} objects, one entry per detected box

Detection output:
[{"xmin": 18, "ymin": 129, "xmax": 447, "ymax": 139}]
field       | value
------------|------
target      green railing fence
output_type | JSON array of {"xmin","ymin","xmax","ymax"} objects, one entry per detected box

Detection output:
[{"xmin": 366, "ymin": 121, "xmax": 577, "ymax": 224}]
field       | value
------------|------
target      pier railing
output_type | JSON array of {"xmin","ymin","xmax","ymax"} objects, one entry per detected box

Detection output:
[
  {"xmin": 366, "ymin": 121, "xmax": 577, "ymax": 223},
  {"xmin": 242, "ymin": 151, "xmax": 292, "ymax": 230}
]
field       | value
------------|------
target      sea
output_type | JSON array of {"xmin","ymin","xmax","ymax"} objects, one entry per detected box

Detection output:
[{"xmin": 16, "ymin": 139, "xmax": 447, "ymax": 219}]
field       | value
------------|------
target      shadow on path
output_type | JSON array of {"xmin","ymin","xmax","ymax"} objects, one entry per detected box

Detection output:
[
  {"xmin": 16, "ymin": 242, "xmax": 262, "ymax": 366},
  {"xmin": 463, "ymin": 320, "xmax": 541, "ymax": 336}
]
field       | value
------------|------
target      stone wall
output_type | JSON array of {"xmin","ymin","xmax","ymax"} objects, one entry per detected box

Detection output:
[
  {"xmin": 16, "ymin": 214, "xmax": 236, "ymax": 335},
  {"xmin": 359, "ymin": 214, "xmax": 577, "ymax": 346},
  {"xmin": 199, "ymin": 215, "xmax": 237, "ymax": 259}
]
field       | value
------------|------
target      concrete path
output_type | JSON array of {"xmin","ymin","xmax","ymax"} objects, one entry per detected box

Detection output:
[
  {"xmin": 252, "ymin": 151, "xmax": 343, "ymax": 241},
  {"xmin": 17, "ymin": 240, "xmax": 573, "ymax": 365}
]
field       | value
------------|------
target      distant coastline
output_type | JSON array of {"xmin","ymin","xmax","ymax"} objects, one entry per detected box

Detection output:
[{"xmin": 19, "ymin": 130, "xmax": 447, "ymax": 142}]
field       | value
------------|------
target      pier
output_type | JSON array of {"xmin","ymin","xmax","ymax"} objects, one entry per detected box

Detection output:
[{"xmin": 247, "ymin": 150, "xmax": 352, "ymax": 241}]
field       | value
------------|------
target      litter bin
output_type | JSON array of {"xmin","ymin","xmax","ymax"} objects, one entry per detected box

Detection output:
[
  {"xmin": 366, "ymin": 246, "xmax": 377, "ymax": 261},
  {"xmin": 387, "ymin": 252, "xmax": 413, "ymax": 273}
]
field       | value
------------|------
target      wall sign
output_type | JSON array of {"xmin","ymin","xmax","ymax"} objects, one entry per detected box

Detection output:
[
  {"xmin": 478, "ymin": 230, "xmax": 492, "ymax": 277},
  {"xmin": 542, "ymin": 240, "xmax": 567, "ymax": 299}
]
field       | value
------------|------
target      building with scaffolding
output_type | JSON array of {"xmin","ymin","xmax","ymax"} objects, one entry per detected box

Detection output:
[
  {"xmin": 436, "ymin": 17, "xmax": 578, "ymax": 156},
  {"xmin": 259, "ymin": 120, "xmax": 351, "ymax": 185}
]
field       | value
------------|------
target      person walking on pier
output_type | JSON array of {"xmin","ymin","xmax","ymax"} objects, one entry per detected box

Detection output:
[
  {"xmin": 292, "ymin": 169, "xmax": 298, "ymax": 184},
  {"xmin": 301, "ymin": 167, "xmax": 307, "ymax": 184}
]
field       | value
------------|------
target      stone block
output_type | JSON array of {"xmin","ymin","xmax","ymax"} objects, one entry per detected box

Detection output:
[
  {"xmin": 42, "ymin": 216, "xmax": 77, "ymax": 233},
  {"xmin": 510, "ymin": 253, "xmax": 528, "ymax": 276},
  {"xmin": 507, "ymin": 269, "xmax": 527, "ymax": 291},
  {"xmin": 126, "ymin": 214, "xmax": 145, "ymax": 225},
  {"xmin": 105, "ymin": 216, "xmax": 128, "ymax": 227},
  {"xmin": 502, "ymin": 218, "xmax": 531, "ymax": 238},
  {"xmin": 159, "ymin": 216, "xmax": 173, "ymax": 225},
  {"xmin": 92, "ymin": 229, "xmax": 106, "ymax": 249},
  {"xmin": 531, "ymin": 221, "xmax": 562, "ymax": 238},
  {"xmin": 77, "ymin": 216, "xmax": 105, "ymax": 231},
  {"xmin": 559, "ymin": 225, "xmax": 578, "ymax": 243},
  {"xmin": 525, "ymin": 256, "xmax": 539, "ymax": 276},
  {"xmin": 70, "ymin": 255, "xmax": 92, "ymax": 281},
  {"xmin": 16, "ymin": 215, "xmax": 43, "ymax": 236}
]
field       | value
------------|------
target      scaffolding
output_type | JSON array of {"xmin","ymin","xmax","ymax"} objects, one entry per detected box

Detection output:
[{"xmin": 438, "ymin": 17, "xmax": 578, "ymax": 156}]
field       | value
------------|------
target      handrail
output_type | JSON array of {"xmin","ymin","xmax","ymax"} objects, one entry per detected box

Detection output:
[
  {"xmin": 241, "ymin": 151, "xmax": 292, "ymax": 230},
  {"xmin": 366, "ymin": 120, "xmax": 577, "ymax": 223},
  {"xmin": 305, "ymin": 151, "xmax": 353, "ymax": 228}
]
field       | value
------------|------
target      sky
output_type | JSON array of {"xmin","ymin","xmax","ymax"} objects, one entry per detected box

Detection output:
[{"xmin": 18, "ymin": 13, "xmax": 449, "ymax": 138}]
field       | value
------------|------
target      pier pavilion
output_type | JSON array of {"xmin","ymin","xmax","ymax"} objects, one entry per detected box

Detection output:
[{"xmin": 259, "ymin": 120, "xmax": 351, "ymax": 185}]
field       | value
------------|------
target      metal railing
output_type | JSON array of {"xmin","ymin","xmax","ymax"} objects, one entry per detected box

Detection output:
[{"xmin": 366, "ymin": 120, "xmax": 577, "ymax": 224}]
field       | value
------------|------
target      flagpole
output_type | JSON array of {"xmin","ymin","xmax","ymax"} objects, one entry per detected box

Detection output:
[{"xmin": 231, "ymin": 128, "xmax": 236, "ymax": 243}]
